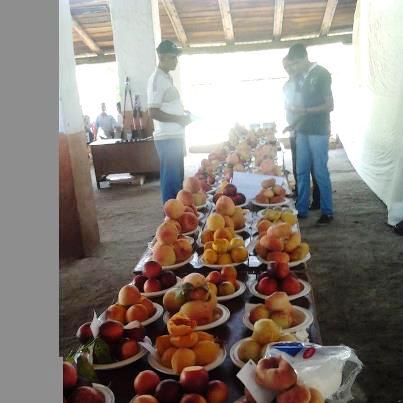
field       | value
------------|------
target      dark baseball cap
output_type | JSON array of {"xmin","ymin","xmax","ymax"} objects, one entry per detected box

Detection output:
[{"xmin": 156, "ymin": 40, "xmax": 182, "ymax": 55}]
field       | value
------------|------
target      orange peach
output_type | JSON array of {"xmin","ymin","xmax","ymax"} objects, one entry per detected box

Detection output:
[
  {"xmin": 170, "ymin": 332, "xmax": 199, "ymax": 348},
  {"xmin": 229, "ymin": 237, "xmax": 244, "ymax": 250},
  {"xmin": 183, "ymin": 177, "xmax": 202, "ymax": 193},
  {"xmin": 201, "ymin": 229, "xmax": 215, "ymax": 244},
  {"xmin": 203, "ymin": 248, "xmax": 218, "ymax": 264},
  {"xmin": 251, "ymin": 319, "xmax": 281, "ymax": 344},
  {"xmin": 218, "ymin": 281, "xmax": 235, "ymax": 296},
  {"xmin": 261, "ymin": 178, "xmax": 276, "ymax": 188},
  {"xmin": 206, "ymin": 213, "xmax": 225, "ymax": 231},
  {"xmin": 153, "ymin": 244, "xmax": 176, "ymax": 266},
  {"xmin": 164, "ymin": 218, "xmax": 182, "ymax": 233},
  {"xmin": 266, "ymin": 237, "xmax": 285, "ymax": 252},
  {"xmin": 163, "ymin": 288, "xmax": 186, "ymax": 313},
  {"xmin": 204, "ymin": 241, "xmax": 214, "ymax": 250},
  {"xmin": 118, "ymin": 284, "xmax": 142, "ymax": 306},
  {"xmin": 177, "ymin": 189, "xmax": 194, "ymax": 206},
  {"xmin": 213, "ymin": 228, "xmax": 233, "ymax": 241},
  {"xmin": 273, "ymin": 185, "xmax": 286, "ymax": 197},
  {"xmin": 164, "ymin": 199, "xmax": 185, "ymax": 220},
  {"xmin": 230, "ymin": 246, "xmax": 248, "ymax": 262},
  {"xmin": 232, "ymin": 209, "xmax": 246, "ymax": 230},
  {"xmin": 284, "ymin": 232, "xmax": 302, "ymax": 253},
  {"xmin": 180, "ymin": 366, "xmax": 209, "ymax": 394},
  {"xmin": 105, "ymin": 303, "xmax": 127, "ymax": 324},
  {"xmin": 267, "ymin": 222, "xmax": 292, "ymax": 239},
  {"xmin": 156, "ymin": 222, "xmax": 179, "ymax": 245},
  {"xmin": 265, "ymin": 292, "xmax": 292, "ymax": 313},
  {"xmin": 179, "ymin": 212, "xmax": 199, "ymax": 233},
  {"xmin": 144, "ymin": 278, "xmax": 162, "ymax": 293},
  {"xmin": 192, "ymin": 340, "xmax": 220, "ymax": 365},
  {"xmin": 257, "ymin": 219, "xmax": 272, "ymax": 235},
  {"xmin": 223, "ymin": 215, "xmax": 235, "ymax": 229},
  {"xmin": 156, "ymin": 334, "xmax": 172, "ymax": 356},
  {"xmin": 266, "ymin": 251, "xmax": 290, "ymax": 264},
  {"xmin": 126, "ymin": 304, "xmax": 149, "ymax": 322},
  {"xmin": 160, "ymin": 346, "xmax": 177, "ymax": 368},
  {"xmin": 212, "ymin": 239, "xmax": 230, "ymax": 254},
  {"xmin": 221, "ymin": 266, "xmax": 237, "ymax": 282},
  {"xmin": 206, "ymin": 271, "xmax": 222, "ymax": 285},
  {"xmin": 276, "ymin": 383, "xmax": 311, "ymax": 403},
  {"xmin": 171, "ymin": 348, "xmax": 196, "ymax": 374},
  {"xmin": 139, "ymin": 296, "xmax": 156, "ymax": 316},
  {"xmin": 133, "ymin": 370, "xmax": 161, "ymax": 395},
  {"xmin": 249, "ymin": 304, "xmax": 270, "ymax": 324},
  {"xmin": 255, "ymin": 242, "xmax": 268, "ymax": 259},
  {"xmin": 173, "ymin": 238, "xmax": 193, "ymax": 262},
  {"xmin": 217, "ymin": 253, "xmax": 232, "ymax": 265},
  {"xmin": 270, "ymin": 311, "xmax": 292, "ymax": 328},
  {"xmin": 215, "ymin": 195, "xmax": 236, "ymax": 216}
]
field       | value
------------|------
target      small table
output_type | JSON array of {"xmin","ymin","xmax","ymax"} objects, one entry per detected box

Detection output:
[{"xmin": 90, "ymin": 138, "xmax": 160, "ymax": 188}]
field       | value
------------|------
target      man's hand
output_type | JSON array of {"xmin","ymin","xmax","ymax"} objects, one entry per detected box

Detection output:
[{"xmin": 178, "ymin": 113, "xmax": 192, "ymax": 127}]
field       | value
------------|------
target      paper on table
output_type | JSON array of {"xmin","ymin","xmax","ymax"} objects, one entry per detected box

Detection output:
[
  {"xmin": 237, "ymin": 360, "xmax": 276, "ymax": 403},
  {"xmin": 232, "ymin": 172, "xmax": 285, "ymax": 200}
]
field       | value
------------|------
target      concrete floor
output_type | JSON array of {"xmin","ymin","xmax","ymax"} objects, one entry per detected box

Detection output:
[{"xmin": 60, "ymin": 148, "xmax": 403, "ymax": 403}]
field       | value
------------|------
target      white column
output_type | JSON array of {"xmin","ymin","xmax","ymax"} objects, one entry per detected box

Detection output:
[{"xmin": 109, "ymin": 0, "xmax": 161, "ymax": 113}]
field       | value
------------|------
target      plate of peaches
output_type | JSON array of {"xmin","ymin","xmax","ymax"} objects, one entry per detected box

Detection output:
[
  {"xmin": 251, "ymin": 197, "xmax": 293, "ymax": 208},
  {"xmin": 255, "ymin": 252, "xmax": 311, "ymax": 268},
  {"xmin": 247, "ymin": 278, "xmax": 311, "ymax": 301},
  {"xmin": 205, "ymin": 268, "xmax": 246, "ymax": 301}
]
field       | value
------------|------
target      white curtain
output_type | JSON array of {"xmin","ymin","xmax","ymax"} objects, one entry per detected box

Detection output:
[{"xmin": 338, "ymin": 0, "xmax": 403, "ymax": 225}]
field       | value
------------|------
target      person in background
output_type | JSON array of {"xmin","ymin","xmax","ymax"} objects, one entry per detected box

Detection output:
[
  {"xmin": 282, "ymin": 56, "xmax": 320, "ymax": 209},
  {"xmin": 95, "ymin": 103, "xmax": 118, "ymax": 139},
  {"xmin": 116, "ymin": 102, "xmax": 124, "ymax": 139},
  {"xmin": 285, "ymin": 43, "xmax": 334, "ymax": 225},
  {"xmin": 147, "ymin": 40, "xmax": 192, "ymax": 203},
  {"xmin": 83, "ymin": 115, "xmax": 94, "ymax": 144}
]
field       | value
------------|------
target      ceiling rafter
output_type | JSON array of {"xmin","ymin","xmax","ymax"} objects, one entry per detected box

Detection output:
[
  {"xmin": 160, "ymin": 0, "xmax": 188, "ymax": 46},
  {"xmin": 273, "ymin": 0, "xmax": 285, "ymax": 41},
  {"xmin": 72, "ymin": 17, "xmax": 103, "ymax": 55},
  {"xmin": 217, "ymin": 0, "xmax": 235, "ymax": 44},
  {"xmin": 320, "ymin": 0, "xmax": 339, "ymax": 36}
]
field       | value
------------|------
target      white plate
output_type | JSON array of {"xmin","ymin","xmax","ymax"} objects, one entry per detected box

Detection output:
[
  {"xmin": 161, "ymin": 254, "xmax": 194, "ymax": 270},
  {"xmin": 200, "ymin": 257, "xmax": 248, "ymax": 269},
  {"xmin": 243, "ymin": 305, "xmax": 313, "ymax": 334},
  {"xmin": 141, "ymin": 303, "xmax": 163, "ymax": 326},
  {"xmin": 163, "ymin": 304, "xmax": 230, "ymax": 330},
  {"xmin": 147, "ymin": 347, "xmax": 227, "ymax": 375},
  {"xmin": 247, "ymin": 279, "xmax": 311, "ymax": 301},
  {"xmin": 217, "ymin": 280, "xmax": 246, "ymax": 301},
  {"xmin": 255, "ymin": 252, "xmax": 311, "ymax": 268},
  {"xmin": 141, "ymin": 277, "xmax": 182, "ymax": 298},
  {"xmin": 234, "ymin": 201, "xmax": 249, "ymax": 208},
  {"xmin": 181, "ymin": 226, "xmax": 201, "ymax": 236},
  {"xmin": 251, "ymin": 198, "xmax": 292, "ymax": 208},
  {"xmin": 229, "ymin": 337, "xmax": 255, "ymax": 369},
  {"xmin": 93, "ymin": 383, "xmax": 115, "ymax": 402},
  {"xmin": 92, "ymin": 345, "xmax": 148, "ymax": 370},
  {"xmin": 198, "ymin": 212, "xmax": 205, "ymax": 221},
  {"xmin": 257, "ymin": 208, "xmax": 298, "ymax": 219},
  {"xmin": 196, "ymin": 233, "xmax": 243, "ymax": 248},
  {"xmin": 196, "ymin": 202, "xmax": 208, "ymax": 210}
]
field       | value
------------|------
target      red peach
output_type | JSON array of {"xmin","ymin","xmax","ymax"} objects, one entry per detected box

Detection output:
[
  {"xmin": 177, "ymin": 190, "xmax": 195, "ymax": 206},
  {"xmin": 76, "ymin": 322, "xmax": 94, "ymax": 345},
  {"xmin": 133, "ymin": 370, "xmax": 160, "ymax": 395},
  {"xmin": 206, "ymin": 380, "xmax": 229, "ymax": 403},
  {"xmin": 99, "ymin": 320, "xmax": 124, "ymax": 343},
  {"xmin": 143, "ymin": 261, "xmax": 162, "ymax": 279},
  {"xmin": 281, "ymin": 275, "xmax": 302, "ymax": 295},
  {"xmin": 115, "ymin": 338, "xmax": 138, "ymax": 360},
  {"xmin": 257, "ymin": 277, "xmax": 278, "ymax": 296},
  {"xmin": 105, "ymin": 303, "xmax": 127, "ymax": 324},
  {"xmin": 63, "ymin": 361, "xmax": 78, "ymax": 391},
  {"xmin": 178, "ymin": 213, "xmax": 198, "ymax": 233},
  {"xmin": 144, "ymin": 278, "xmax": 162, "ymax": 293},
  {"xmin": 133, "ymin": 274, "xmax": 147, "ymax": 292},
  {"xmin": 272, "ymin": 262, "xmax": 290, "ymax": 279},
  {"xmin": 179, "ymin": 366, "xmax": 209, "ymax": 394},
  {"xmin": 206, "ymin": 271, "xmax": 222, "ymax": 285}
]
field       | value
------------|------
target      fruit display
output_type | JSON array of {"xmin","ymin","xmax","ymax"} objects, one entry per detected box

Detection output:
[
  {"xmin": 254, "ymin": 179, "xmax": 287, "ymax": 205},
  {"xmin": 254, "ymin": 143, "xmax": 277, "ymax": 165},
  {"xmin": 257, "ymin": 207, "xmax": 297, "ymax": 230},
  {"xmin": 152, "ymin": 313, "xmax": 221, "ymax": 373},
  {"xmin": 164, "ymin": 197, "xmax": 200, "ymax": 234},
  {"xmin": 63, "ymin": 361, "xmax": 107, "ymax": 402},
  {"xmin": 133, "ymin": 261, "xmax": 178, "ymax": 295},
  {"xmin": 215, "ymin": 196, "xmax": 247, "ymax": 230},
  {"xmin": 195, "ymin": 159, "xmax": 217, "ymax": 192},
  {"xmin": 213, "ymin": 183, "xmax": 247, "ymax": 207},
  {"xmin": 104, "ymin": 284, "xmax": 159, "ymax": 324},
  {"xmin": 206, "ymin": 267, "xmax": 241, "ymax": 297},
  {"xmin": 163, "ymin": 273, "xmax": 221, "ymax": 326},
  {"xmin": 252, "ymin": 262, "xmax": 305, "ymax": 297},
  {"xmin": 183, "ymin": 177, "xmax": 208, "ymax": 207},
  {"xmin": 152, "ymin": 221, "xmax": 194, "ymax": 266},
  {"xmin": 255, "ymin": 221, "xmax": 310, "ymax": 264}
]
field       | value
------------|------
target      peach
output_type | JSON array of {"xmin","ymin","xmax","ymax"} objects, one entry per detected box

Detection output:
[
  {"xmin": 179, "ymin": 366, "xmax": 209, "ymax": 394},
  {"xmin": 161, "ymin": 346, "xmax": 178, "ymax": 368},
  {"xmin": 232, "ymin": 209, "xmax": 246, "ymax": 230},
  {"xmin": 261, "ymin": 178, "xmax": 276, "ymax": 188},
  {"xmin": 259, "ymin": 235, "xmax": 271, "ymax": 249},
  {"xmin": 308, "ymin": 387, "xmax": 325, "ymax": 403},
  {"xmin": 265, "ymin": 292, "xmax": 292, "ymax": 313},
  {"xmin": 212, "ymin": 239, "xmax": 229, "ymax": 254},
  {"xmin": 215, "ymin": 195, "xmax": 236, "ymax": 216},
  {"xmin": 163, "ymin": 289, "xmax": 186, "ymax": 313},
  {"xmin": 63, "ymin": 361, "xmax": 78, "ymax": 391},
  {"xmin": 208, "ymin": 282, "xmax": 218, "ymax": 296},
  {"xmin": 252, "ymin": 319, "xmax": 281, "ymax": 344},
  {"xmin": 276, "ymin": 383, "xmax": 311, "ymax": 403},
  {"xmin": 272, "ymin": 262, "xmax": 290, "ymax": 279},
  {"xmin": 180, "ymin": 394, "xmax": 207, "ymax": 403},
  {"xmin": 143, "ymin": 260, "xmax": 162, "ymax": 279},
  {"xmin": 184, "ymin": 206, "xmax": 197, "ymax": 216},
  {"xmin": 167, "ymin": 313, "xmax": 197, "ymax": 336},
  {"xmin": 183, "ymin": 177, "xmax": 201, "ymax": 193},
  {"xmin": 266, "ymin": 251, "xmax": 290, "ymax": 264},
  {"xmin": 290, "ymin": 242, "xmax": 310, "ymax": 261},
  {"xmin": 229, "ymin": 237, "xmax": 244, "ymax": 250},
  {"xmin": 270, "ymin": 311, "xmax": 292, "ymax": 328},
  {"xmin": 139, "ymin": 296, "xmax": 156, "ymax": 316},
  {"xmin": 266, "ymin": 237, "xmax": 285, "ymax": 252},
  {"xmin": 132, "ymin": 396, "xmax": 158, "ymax": 403},
  {"xmin": 156, "ymin": 222, "xmax": 179, "ymax": 245},
  {"xmin": 256, "ymin": 192, "xmax": 268, "ymax": 204},
  {"xmin": 99, "ymin": 320, "xmax": 124, "ymax": 343},
  {"xmin": 160, "ymin": 270, "xmax": 177, "ymax": 289},
  {"xmin": 238, "ymin": 339, "xmax": 262, "ymax": 363},
  {"xmin": 118, "ymin": 284, "xmax": 142, "ymax": 306},
  {"xmin": 125, "ymin": 324, "xmax": 146, "ymax": 342},
  {"xmin": 177, "ymin": 189, "xmax": 194, "ymax": 206},
  {"xmin": 213, "ymin": 228, "xmax": 233, "ymax": 241},
  {"xmin": 173, "ymin": 238, "xmax": 193, "ymax": 262},
  {"xmin": 257, "ymin": 277, "xmax": 278, "ymax": 296},
  {"xmin": 67, "ymin": 386, "xmax": 104, "ymax": 403},
  {"xmin": 126, "ymin": 304, "xmax": 149, "ymax": 322},
  {"xmin": 281, "ymin": 275, "xmax": 302, "ymax": 295},
  {"xmin": 134, "ymin": 370, "xmax": 161, "ymax": 395},
  {"xmin": 206, "ymin": 270, "xmax": 222, "ymax": 284},
  {"xmin": 206, "ymin": 213, "xmax": 225, "ymax": 231},
  {"xmin": 255, "ymin": 356, "xmax": 297, "ymax": 392},
  {"xmin": 230, "ymin": 246, "xmax": 248, "ymax": 263},
  {"xmin": 179, "ymin": 213, "xmax": 199, "ymax": 233},
  {"xmin": 164, "ymin": 218, "xmax": 182, "ymax": 233},
  {"xmin": 144, "ymin": 278, "xmax": 162, "ymax": 293},
  {"xmin": 201, "ymin": 230, "xmax": 214, "ymax": 244},
  {"xmin": 279, "ymin": 334, "xmax": 297, "ymax": 342},
  {"xmin": 273, "ymin": 185, "xmax": 286, "ymax": 197},
  {"xmin": 203, "ymin": 248, "xmax": 218, "ymax": 264},
  {"xmin": 170, "ymin": 332, "xmax": 199, "ymax": 348},
  {"xmin": 284, "ymin": 232, "xmax": 302, "ymax": 253},
  {"xmin": 217, "ymin": 253, "xmax": 232, "ymax": 265},
  {"xmin": 255, "ymin": 242, "xmax": 268, "ymax": 259},
  {"xmin": 223, "ymin": 215, "xmax": 235, "ymax": 229},
  {"xmin": 206, "ymin": 380, "xmax": 229, "ymax": 403},
  {"xmin": 281, "ymin": 210, "xmax": 298, "ymax": 225},
  {"xmin": 267, "ymin": 222, "xmax": 292, "ymax": 239},
  {"xmin": 218, "ymin": 281, "xmax": 235, "ymax": 296},
  {"xmin": 249, "ymin": 304, "xmax": 270, "ymax": 324},
  {"xmin": 164, "ymin": 199, "xmax": 185, "ymax": 220},
  {"xmin": 155, "ymin": 379, "xmax": 183, "ymax": 403},
  {"xmin": 193, "ymin": 340, "xmax": 220, "ymax": 365},
  {"xmin": 116, "ymin": 338, "xmax": 138, "ymax": 360},
  {"xmin": 194, "ymin": 331, "xmax": 214, "ymax": 342},
  {"xmin": 105, "ymin": 303, "xmax": 127, "ymax": 324},
  {"xmin": 192, "ymin": 191, "xmax": 207, "ymax": 206},
  {"xmin": 221, "ymin": 266, "xmax": 237, "ymax": 282},
  {"xmin": 180, "ymin": 300, "xmax": 214, "ymax": 325},
  {"xmin": 270, "ymin": 195, "xmax": 285, "ymax": 204},
  {"xmin": 76, "ymin": 322, "xmax": 94, "ymax": 345},
  {"xmin": 153, "ymin": 244, "xmax": 176, "ymax": 266},
  {"xmin": 156, "ymin": 334, "xmax": 172, "ymax": 356},
  {"xmin": 171, "ymin": 348, "xmax": 197, "ymax": 374},
  {"xmin": 257, "ymin": 219, "xmax": 272, "ymax": 235}
]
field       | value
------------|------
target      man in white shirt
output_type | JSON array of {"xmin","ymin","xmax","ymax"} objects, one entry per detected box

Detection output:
[
  {"xmin": 147, "ymin": 40, "xmax": 192, "ymax": 202},
  {"xmin": 95, "ymin": 103, "xmax": 118, "ymax": 139}
]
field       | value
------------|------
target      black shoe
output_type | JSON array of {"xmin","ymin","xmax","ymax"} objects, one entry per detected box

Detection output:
[
  {"xmin": 309, "ymin": 203, "xmax": 320, "ymax": 211},
  {"xmin": 317, "ymin": 214, "xmax": 333, "ymax": 225},
  {"xmin": 297, "ymin": 213, "xmax": 308, "ymax": 219}
]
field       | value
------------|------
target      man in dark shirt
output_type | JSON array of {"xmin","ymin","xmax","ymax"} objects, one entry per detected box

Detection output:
[{"xmin": 285, "ymin": 44, "xmax": 334, "ymax": 224}]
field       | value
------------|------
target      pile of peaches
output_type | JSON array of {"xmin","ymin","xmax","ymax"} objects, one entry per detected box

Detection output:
[
  {"xmin": 255, "ymin": 179, "xmax": 287, "ymax": 205},
  {"xmin": 164, "ymin": 196, "xmax": 199, "ymax": 234},
  {"xmin": 154, "ymin": 313, "xmax": 221, "ymax": 374},
  {"xmin": 214, "ymin": 195, "xmax": 247, "ymax": 230},
  {"xmin": 201, "ymin": 213, "xmax": 248, "ymax": 266},
  {"xmin": 133, "ymin": 261, "xmax": 177, "ymax": 294},
  {"xmin": 206, "ymin": 266, "xmax": 241, "ymax": 297},
  {"xmin": 183, "ymin": 177, "xmax": 208, "ymax": 208},
  {"xmin": 131, "ymin": 367, "xmax": 228, "ymax": 403},
  {"xmin": 213, "ymin": 183, "xmax": 247, "ymax": 206},
  {"xmin": 255, "ymin": 221, "xmax": 310, "ymax": 264},
  {"xmin": 195, "ymin": 158, "xmax": 217, "ymax": 192},
  {"xmin": 258, "ymin": 207, "xmax": 297, "ymax": 226}
]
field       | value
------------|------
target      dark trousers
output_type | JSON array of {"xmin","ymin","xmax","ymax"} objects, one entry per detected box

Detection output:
[{"xmin": 290, "ymin": 134, "xmax": 320, "ymax": 206}]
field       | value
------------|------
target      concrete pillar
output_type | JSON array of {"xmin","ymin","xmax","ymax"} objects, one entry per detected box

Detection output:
[
  {"xmin": 109, "ymin": 0, "xmax": 161, "ymax": 123},
  {"xmin": 59, "ymin": 0, "xmax": 100, "ymax": 259}
]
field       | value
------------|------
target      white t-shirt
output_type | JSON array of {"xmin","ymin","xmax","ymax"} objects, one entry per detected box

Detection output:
[{"xmin": 147, "ymin": 68, "xmax": 185, "ymax": 140}]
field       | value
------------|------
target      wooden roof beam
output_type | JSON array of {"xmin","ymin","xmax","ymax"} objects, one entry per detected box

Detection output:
[
  {"xmin": 320, "ymin": 0, "xmax": 339, "ymax": 36},
  {"xmin": 72, "ymin": 17, "xmax": 103, "ymax": 55},
  {"xmin": 273, "ymin": 0, "xmax": 285, "ymax": 41},
  {"xmin": 160, "ymin": 0, "xmax": 188, "ymax": 47},
  {"xmin": 217, "ymin": 0, "xmax": 235, "ymax": 44}
]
